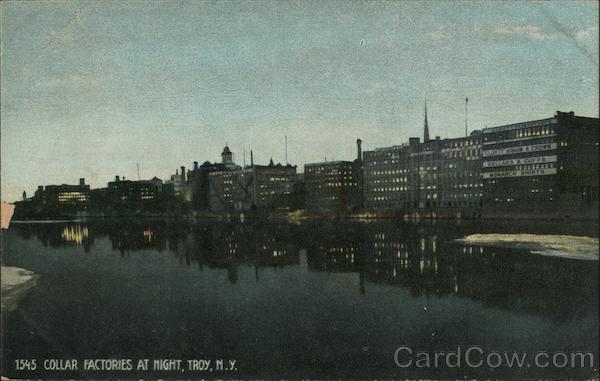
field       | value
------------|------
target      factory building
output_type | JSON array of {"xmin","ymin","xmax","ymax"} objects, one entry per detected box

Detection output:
[
  {"xmin": 106, "ymin": 176, "xmax": 166, "ymax": 207},
  {"xmin": 363, "ymin": 103, "xmax": 483, "ymax": 214},
  {"xmin": 13, "ymin": 178, "xmax": 91, "ymax": 219},
  {"xmin": 34, "ymin": 178, "xmax": 91, "ymax": 206},
  {"xmin": 438, "ymin": 132, "xmax": 483, "ymax": 209},
  {"xmin": 208, "ymin": 146, "xmax": 297, "ymax": 212},
  {"xmin": 304, "ymin": 139, "xmax": 363, "ymax": 211},
  {"xmin": 481, "ymin": 111, "xmax": 599, "ymax": 219}
]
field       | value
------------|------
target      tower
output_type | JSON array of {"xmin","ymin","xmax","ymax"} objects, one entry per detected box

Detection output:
[
  {"xmin": 424, "ymin": 100, "xmax": 430, "ymax": 143},
  {"xmin": 221, "ymin": 145, "xmax": 233, "ymax": 163}
]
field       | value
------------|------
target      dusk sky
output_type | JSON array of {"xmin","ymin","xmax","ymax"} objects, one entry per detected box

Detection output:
[{"xmin": 1, "ymin": 0, "xmax": 598, "ymax": 202}]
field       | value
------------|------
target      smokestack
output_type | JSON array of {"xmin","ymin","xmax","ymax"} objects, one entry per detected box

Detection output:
[
  {"xmin": 180, "ymin": 166, "xmax": 186, "ymax": 182},
  {"xmin": 115, "ymin": 175, "xmax": 120, "ymax": 182},
  {"xmin": 193, "ymin": 161, "xmax": 198, "ymax": 170},
  {"xmin": 250, "ymin": 150, "xmax": 254, "ymax": 166},
  {"xmin": 356, "ymin": 139, "xmax": 362, "ymax": 162},
  {"xmin": 79, "ymin": 178, "xmax": 85, "ymax": 186}
]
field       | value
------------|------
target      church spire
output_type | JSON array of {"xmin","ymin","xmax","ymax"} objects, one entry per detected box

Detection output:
[{"xmin": 423, "ymin": 99, "xmax": 430, "ymax": 142}]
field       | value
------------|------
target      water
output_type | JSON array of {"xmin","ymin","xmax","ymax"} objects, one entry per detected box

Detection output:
[{"xmin": 1, "ymin": 219, "xmax": 598, "ymax": 379}]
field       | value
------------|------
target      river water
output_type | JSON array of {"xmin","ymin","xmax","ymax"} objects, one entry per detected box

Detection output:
[{"xmin": 1, "ymin": 219, "xmax": 598, "ymax": 378}]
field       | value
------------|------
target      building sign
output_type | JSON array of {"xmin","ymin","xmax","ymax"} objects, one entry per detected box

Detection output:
[
  {"xmin": 483, "ymin": 118, "xmax": 557, "ymax": 134},
  {"xmin": 483, "ymin": 143, "xmax": 557, "ymax": 157},
  {"xmin": 483, "ymin": 155, "xmax": 557, "ymax": 168},
  {"xmin": 482, "ymin": 168, "xmax": 557, "ymax": 179}
]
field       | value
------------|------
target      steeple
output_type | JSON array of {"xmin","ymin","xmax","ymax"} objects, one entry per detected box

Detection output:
[{"xmin": 424, "ymin": 100, "xmax": 430, "ymax": 142}]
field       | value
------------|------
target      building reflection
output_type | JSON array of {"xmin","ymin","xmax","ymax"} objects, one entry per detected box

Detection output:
[
  {"xmin": 12, "ymin": 223, "xmax": 95, "ymax": 252},
  {"xmin": 107, "ymin": 223, "xmax": 167, "ymax": 255},
  {"xmin": 61, "ymin": 225, "xmax": 89, "ymax": 246},
  {"xmin": 10, "ymin": 220, "xmax": 597, "ymax": 321},
  {"xmin": 360, "ymin": 224, "xmax": 597, "ymax": 322}
]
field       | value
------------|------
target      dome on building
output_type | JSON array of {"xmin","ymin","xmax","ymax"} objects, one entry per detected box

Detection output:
[{"xmin": 221, "ymin": 145, "xmax": 233, "ymax": 164}]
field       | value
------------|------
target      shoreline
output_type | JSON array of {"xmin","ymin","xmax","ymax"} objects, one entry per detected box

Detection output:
[{"xmin": 9, "ymin": 210, "xmax": 600, "ymax": 223}]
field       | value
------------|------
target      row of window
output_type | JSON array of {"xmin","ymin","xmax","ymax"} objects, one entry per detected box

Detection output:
[
  {"xmin": 309, "ymin": 182, "xmax": 360, "ymax": 189},
  {"xmin": 484, "ymin": 126, "xmax": 555, "ymax": 142},
  {"xmin": 366, "ymin": 200, "xmax": 481, "ymax": 208},
  {"xmin": 57, "ymin": 192, "xmax": 89, "ymax": 203}
]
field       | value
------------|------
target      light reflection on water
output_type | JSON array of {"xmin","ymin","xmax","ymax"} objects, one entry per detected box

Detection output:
[
  {"xmin": 2, "ymin": 219, "xmax": 598, "ymax": 379},
  {"xmin": 60, "ymin": 225, "xmax": 89, "ymax": 245}
]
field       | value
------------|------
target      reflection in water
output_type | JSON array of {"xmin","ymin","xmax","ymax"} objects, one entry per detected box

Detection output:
[
  {"xmin": 143, "ymin": 228, "xmax": 154, "ymax": 243},
  {"xmin": 61, "ymin": 225, "xmax": 89, "ymax": 245},
  {"xmin": 10, "ymin": 219, "xmax": 598, "ymax": 323},
  {"xmin": 3, "ymin": 219, "xmax": 599, "ymax": 379}
]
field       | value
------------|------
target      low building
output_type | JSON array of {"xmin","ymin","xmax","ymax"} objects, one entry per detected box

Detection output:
[
  {"xmin": 13, "ymin": 178, "xmax": 91, "ymax": 219},
  {"xmin": 106, "ymin": 176, "xmax": 166, "ymax": 210},
  {"xmin": 34, "ymin": 178, "xmax": 90, "ymax": 206},
  {"xmin": 481, "ymin": 111, "xmax": 599, "ymax": 219}
]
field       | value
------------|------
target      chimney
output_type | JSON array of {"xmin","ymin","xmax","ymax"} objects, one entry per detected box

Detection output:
[
  {"xmin": 180, "ymin": 166, "xmax": 186, "ymax": 182},
  {"xmin": 115, "ymin": 175, "xmax": 120, "ymax": 182},
  {"xmin": 193, "ymin": 161, "xmax": 198, "ymax": 170},
  {"xmin": 409, "ymin": 137, "xmax": 420, "ymax": 151},
  {"xmin": 356, "ymin": 139, "xmax": 362, "ymax": 162},
  {"xmin": 79, "ymin": 178, "xmax": 85, "ymax": 186},
  {"xmin": 250, "ymin": 150, "xmax": 254, "ymax": 166}
]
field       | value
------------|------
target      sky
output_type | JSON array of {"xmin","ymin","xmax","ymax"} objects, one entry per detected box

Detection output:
[{"xmin": 1, "ymin": 0, "xmax": 598, "ymax": 202}]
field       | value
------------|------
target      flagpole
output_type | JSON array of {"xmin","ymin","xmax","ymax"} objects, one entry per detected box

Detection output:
[{"xmin": 465, "ymin": 97, "xmax": 469, "ymax": 137}]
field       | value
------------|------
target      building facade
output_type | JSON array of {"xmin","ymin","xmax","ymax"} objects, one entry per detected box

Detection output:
[
  {"xmin": 481, "ymin": 111, "xmax": 599, "ymax": 218},
  {"xmin": 244, "ymin": 161, "xmax": 297, "ymax": 210},
  {"xmin": 304, "ymin": 160, "xmax": 362, "ymax": 211},
  {"xmin": 188, "ymin": 146, "xmax": 242, "ymax": 211},
  {"xmin": 207, "ymin": 146, "xmax": 297, "ymax": 212},
  {"xmin": 363, "ymin": 143, "xmax": 415, "ymax": 210},
  {"xmin": 35, "ymin": 178, "xmax": 91, "ymax": 206},
  {"xmin": 13, "ymin": 178, "xmax": 91, "ymax": 219},
  {"xmin": 106, "ymin": 176, "xmax": 166, "ymax": 210},
  {"xmin": 209, "ymin": 162, "xmax": 297, "ymax": 212},
  {"xmin": 363, "ymin": 104, "xmax": 483, "ymax": 213},
  {"xmin": 438, "ymin": 131, "xmax": 483, "ymax": 210}
]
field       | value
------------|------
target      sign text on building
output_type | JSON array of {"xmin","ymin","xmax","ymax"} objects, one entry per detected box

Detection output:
[
  {"xmin": 483, "ymin": 143, "xmax": 557, "ymax": 157},
  {"xmin": 482, "ymin": 168, "xmax": 557, "ymax": 179},
  {"xmin": 483, "ymin": 155, "xmax": 557, "ymax": 168}
]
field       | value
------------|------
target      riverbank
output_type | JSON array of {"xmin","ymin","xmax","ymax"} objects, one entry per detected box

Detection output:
[
  {"xmin": 1, "ymin": 266, "xmax": 38, "ymax": 312},
  {"xmin": 9, "ymin": 207, "xmax": 600, "ymax": 223}
]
